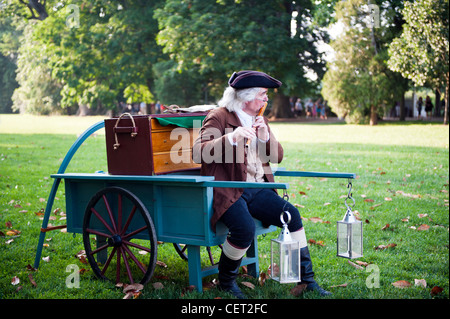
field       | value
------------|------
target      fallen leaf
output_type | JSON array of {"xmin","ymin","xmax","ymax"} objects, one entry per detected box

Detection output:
[
  {"xmin": 370, "ymin": 203, "xmax": 383, "ymax": 210},
  {"xmin": 347, "ymin": 260, "xmax": 364, "ymax": 270},
  {"xmin": 430, "ymin": 286, "xmax": 444, "ymax": 296},
  {"xmin": 374, "ymin": 243, "xmax": 397, "ymax": 250},
  {"xmin": 293, "ymin": 203, "xmax": 305, "ymax": 208},
  {"xmin": 392, "ymin": 280, "xmax": 411, "ymax": 288},
  {"xmin": 330, "ymin": 283, "xmax": 348, "ymax": 288},
  {"xmin": 417, "ymin": 224, "xmax": 430, "ymax": 231},
  {"xmin": 11, "ymin": 276, "xmax": 20, "ymax": 285},
  {"xmin": 308, "ymin": 217, "xmax": 323, "ymax": 223},
  {"xmin": 414, "ymin": 279, "xmax": 427, "ymax": 288},
  {"xmin": 241, "ymin": 281, "xmax": 255, "ymax": 289},
  {"xmin": 123, "ymin": 283, "xmax": 144, "ymax": 293},
  {"xmin": 156, "ymin": 260, "xmax": 167, "ymax": 268},
  {"xmin": 6, "ymin": 229, "xmax": 21, "ymax": 236},
  {"xmin": 401, "ymin": 218, "xmax": 409, "ymax": 222},
  {"xmin": 364, "ymin": 199, "xmax": 374, "ymax": 202},
  {"xmin": 152, "ymin": 282, "xmax": 164, "ymax": 290},
  {"xmin": 42, "ymin": 256, "xmax": 50, "ymax": 262},
  {"xmin": 355, "ymin": 261, "xmax": 369, "ymax": 267},
  {"xmin": 308, "ymin": 239, "xmax": 325, "ymax": 246},
  {"xmin": 381, "ymin": 224, "xmax": 390, "ymax": 230},
  {"xmin": 28, "ymin": 273, "xmax": 37, "ymax": 287},
  {"xmin": 290, "ymin": 283, "xmax": 307, "ymax": 296},
  {"xmin": 258, "ymin": 272, "xmax": 267, "ymax": 286},
  {"xmin": 418, "ymin": 214, "xmax": 428, "ymax": 218},
  {"xmin": 384, "ymin": 197, "xmax": 392, "ymax": 201}
]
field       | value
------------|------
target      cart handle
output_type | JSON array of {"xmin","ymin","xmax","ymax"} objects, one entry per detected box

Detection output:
[
  {"xmin": 274, "ymin": 169, "xmax": 356, "ymax": 179},
  {"xmin": 34, "ymin": 120, "xmax": 105, "ymax": 269}
]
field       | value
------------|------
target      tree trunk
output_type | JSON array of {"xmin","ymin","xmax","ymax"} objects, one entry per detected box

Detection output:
[
  {"xmin": 269, "ymin": 92, "xmax": 293, "ymax": 118},
  {"xmin": 370, "ymin": 105, "xmax": 378, "ymax": 125},
  {"xmin": 399, "ymin": 92, "xmax": 406, "ymax": 121},
  {"xmin": 434, "ymin": 89, "xmax": 441, "ymax": 117},
  {"xmin": 444, "ymin": 77, "xmax": 449, "ymax": 125}
]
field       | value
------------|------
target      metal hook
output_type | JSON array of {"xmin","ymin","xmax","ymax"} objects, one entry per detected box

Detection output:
[{"xmin": 345, "ymin": 179, "xmax": 355, "ymax": 208}]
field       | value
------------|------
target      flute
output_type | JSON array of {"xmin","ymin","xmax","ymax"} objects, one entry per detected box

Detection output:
[{"xmin": 246, "ymin": 102, "xmax": 267, "ymax": 147}]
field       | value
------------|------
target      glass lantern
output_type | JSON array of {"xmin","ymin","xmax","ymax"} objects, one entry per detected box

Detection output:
[
  {"xmin": 270, "ymin": 211, "xmax": 301, "ymax": 283},
  {"xmin": 337, "ymin": 207, "xmax": 363, "ymax": 259}
]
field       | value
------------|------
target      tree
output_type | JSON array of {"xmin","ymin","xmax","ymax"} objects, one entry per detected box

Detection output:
[
  {"xmin": 0, "ymin": 13, "xmax": 21, "ymax": 113},
  {"xmin": 321, "ymin": 0, "xmax": 409, "ymax": 125},
  {"xmin": 9, "ymin": 0, "xmax": 164, "ymax": 114},
  {"xmin": 154, "ymin": 0, "xmax": 326, "ymax": 117},
  {"xmin": 388, "ymin": 0, "xmax": 449, "ymax": 124},
  {"xmin": 33, "ymin": 1, "xmax": 164, "ymax": 113}
]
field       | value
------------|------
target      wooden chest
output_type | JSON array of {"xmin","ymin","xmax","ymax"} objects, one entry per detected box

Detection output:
[{"xmin": 105, "ymin": 113, "xmax": 206, "ymax": 175}]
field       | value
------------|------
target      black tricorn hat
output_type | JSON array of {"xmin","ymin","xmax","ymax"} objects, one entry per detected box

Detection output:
[{"xmin": 228, "ymin": 70, "xmax": 282, "ymax": 89}]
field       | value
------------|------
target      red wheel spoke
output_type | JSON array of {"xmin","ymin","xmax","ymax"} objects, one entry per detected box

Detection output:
[
  {"xmin": 120, "ymin": 205, "xmax": 137, "ymax": 236},
  {"xmin": 207, "ymin": 247, "xmax": 215, "ymax": 265},
  {"xmin": 100, "ymin": 247, "xmax": 117, "ymax": 276},
  {"xmin": 123, "ymin": 239, "xmax": 152, "ymax": 253},
  {"xmin": 85, "ymin": 228, "xmax": 111, "ymax": 239},
  {"xmin": 91, "ymin": 207, "xmax": 115, "ymax": 235},
  {"xmin": 117, "ymin": 194, "xmax": 122, "ymax": 234},
  {"xmin": 102, "ymin": 195, "xmax": 118, "ymax": 233},
  {"xmin": 116, "ymin": 247, "xmax": 121, "ymax": 283},
  {"xmin": 90, "ymin": 243, "xmax": 109, "ymax": 256},
  {"xmin": 120, "ymin": 247, "xmax": 134, "ymax": 284},
  {"xmin": 122, "ymin": 243, "xmax": 147, "ymax": 274},
  {"xmin": 122, "ymin": 225, "xmax": 148, "ymax": 240}
]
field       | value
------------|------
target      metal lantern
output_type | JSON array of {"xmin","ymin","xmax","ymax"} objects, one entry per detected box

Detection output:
[
  {"xmin": 270, "ymin": 211, "xmax": 301, "ymax": 283},
  {"xmin": 337, "ymin": 183, "xmax": 363, "ymax": 259}
]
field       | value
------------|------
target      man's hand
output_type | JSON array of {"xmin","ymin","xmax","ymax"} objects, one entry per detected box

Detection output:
[
  {"xmin": 253, "ymin": 116, "xmax": 269, "ymax": 142},
  {"xmin": 230, "ymin": 126, "xmax": 256, "ymax": 144}
]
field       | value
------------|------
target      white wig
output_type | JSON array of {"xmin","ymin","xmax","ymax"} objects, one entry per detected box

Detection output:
[{"xmin": 218, "ymin": 86, "xmax": 262, "ymax": 112}]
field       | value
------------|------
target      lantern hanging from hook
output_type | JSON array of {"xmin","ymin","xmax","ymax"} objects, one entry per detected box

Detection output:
[{"xmin": 337, "ymin": 179, "xmax": 363, "ymax": 259}]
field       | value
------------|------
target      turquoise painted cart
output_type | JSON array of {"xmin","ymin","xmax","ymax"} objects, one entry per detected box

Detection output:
[{"xmin": 34, "ymin": 120, "xmax": 356, "ymax": 292}]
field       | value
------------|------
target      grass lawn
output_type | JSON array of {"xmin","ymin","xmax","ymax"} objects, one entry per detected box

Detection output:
[{"xmin": 0, "ymin": 114, "xmax": 448, "ymax": 301}]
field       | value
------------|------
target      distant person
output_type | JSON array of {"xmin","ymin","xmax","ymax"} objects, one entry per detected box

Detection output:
[
  {"xmin": 294, "ymin": 98, "xmax": 303, "ymax": 117},
  {"xmin": 417, "ymin": 97, "xmax": 423, "ymax": 119},
  {"xmin": 305, "ymin": 99, "xmax": 313, "ymax": 118},
  {"xmin": 320, "ymin": 100, "xmax": 328, "ymax": 119},
  {"xmin": 425, "ymin": 96, "xmax": 433, "ymax": 119}
]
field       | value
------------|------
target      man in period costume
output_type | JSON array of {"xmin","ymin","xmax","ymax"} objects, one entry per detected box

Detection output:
[{"xmin": 193, "ymin": 70, "xmax": 331, "ymax": 298}]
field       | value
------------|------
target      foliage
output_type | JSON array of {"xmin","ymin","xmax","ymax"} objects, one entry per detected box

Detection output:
[
  {"xmin": 387, "ymin": 0, "xmax": 449, "ymax": 124},
  {"xmin": 11, "ymin": 21, "xmax": 63, "ymax": 115},
  {"xmin": 0, "ymin": 12, "xmax": 21, "ymax": 113},
  {"xmin": 321, "ymin": 0, "xmax": 409, "ymax": 125},
  {"xmin": 154, "ymin": 0, "xmax": 326, "ymax": 115},
  {"xmin": 31, "ymin": 0, "xmax": 163, "ymax": 111}
]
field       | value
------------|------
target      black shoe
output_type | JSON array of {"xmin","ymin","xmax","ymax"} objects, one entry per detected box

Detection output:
[
  {"xmin": 218, "ymin": 253, "xmax": 246, "ymax": 299},
  {"xmin": 299, "ymin": 247, "xmax": 332, "ymax": 297},
  {"xmin": 305, "ymin": 282, "xmax": 332, "ymax": 296}
]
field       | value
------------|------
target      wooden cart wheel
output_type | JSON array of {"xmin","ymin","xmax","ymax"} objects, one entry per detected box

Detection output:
[
  {"xmin": 173, "ymin": 243, "xmax": 222, "ymax": 266},
  {"xmin": 83, "ymin": 187, "xmax": 157, "ymax": 285}
]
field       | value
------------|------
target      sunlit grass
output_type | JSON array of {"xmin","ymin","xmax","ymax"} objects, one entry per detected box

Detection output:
[{"xmin": 0, "ymin": 115, "xmax": 448, "ymax": 300}]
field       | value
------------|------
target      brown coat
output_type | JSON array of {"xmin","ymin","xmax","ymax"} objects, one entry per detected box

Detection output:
[{"xmin": 193, "ymin": 107, "xmax": 284, "ymax": 231}]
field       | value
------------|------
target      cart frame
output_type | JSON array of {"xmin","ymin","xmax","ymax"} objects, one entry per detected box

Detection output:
[{"xmin": 34, "ymin": 120, "xmax": 356, "ymax": 292}]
